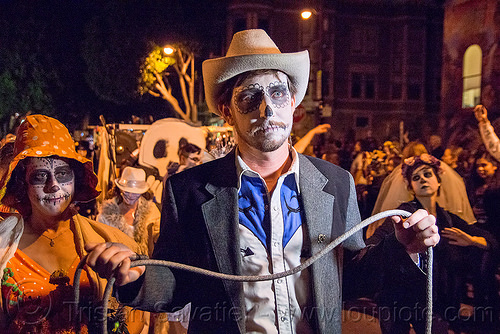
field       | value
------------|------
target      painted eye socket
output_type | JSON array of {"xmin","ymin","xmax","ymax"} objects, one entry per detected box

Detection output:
[
  {"xmin": 266, "ymin": 83, "xmax": 289, "ymax": 106},
  {"xmin": 29, "ymin": 171, "xmax": 49, "ymax": 185},
  {"xmin": 412, "ymin": 171, "xmax": 434, "ymax": 182},
  {"xmin": 54, "ymin": 166, "xmax": 74, "ymax": 183},
  {"xmin": 28, "ymin": 167, "xmax": 74, "ymax": 185},
  {"xmin": 234, "ymin": 88, "xmax": 264, "ymax": 114}
]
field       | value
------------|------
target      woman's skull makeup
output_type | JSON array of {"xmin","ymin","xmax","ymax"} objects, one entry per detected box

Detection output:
[
  {"xmin": 25, "ymin": 157, "xmax": 75, "ymax": 217},
  {"xmin": 232, "ymin": 81, "xmax": 290, "ymax": 115}
]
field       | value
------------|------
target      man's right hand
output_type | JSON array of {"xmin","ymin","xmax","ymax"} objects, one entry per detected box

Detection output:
[
  {"xmin": 474, "ymin": 104, "xmax": 488, "ymax": 123},
  {"xmin": 85, "ymin": 242, "xmax": 145, "ymax": 286}
]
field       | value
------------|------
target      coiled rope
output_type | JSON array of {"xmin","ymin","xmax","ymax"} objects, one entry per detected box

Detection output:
[{"xmin": 73, "ymin": 209, "xmax": 433, "ymax": 334}]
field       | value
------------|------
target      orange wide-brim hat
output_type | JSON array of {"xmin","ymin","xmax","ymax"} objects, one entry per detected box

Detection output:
[{"xmin": 0, "ymin": 115, "xmax": 100, "ymax": 205}]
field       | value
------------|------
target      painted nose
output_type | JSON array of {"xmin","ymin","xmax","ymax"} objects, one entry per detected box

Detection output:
[
  {"xmin": 260, "ymin": 104, "xmax": 274, "ymax": 118},
  {"xmin": 45, "ymin": 176, "xmax": 61, "ymax": 193}
]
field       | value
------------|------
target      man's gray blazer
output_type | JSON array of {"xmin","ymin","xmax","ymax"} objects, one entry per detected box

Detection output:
[{"xmin": 118, "ymin": 150, "xmax": 424, "ymax": 333}]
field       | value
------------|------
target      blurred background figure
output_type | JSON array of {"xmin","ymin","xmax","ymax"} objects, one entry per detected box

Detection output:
[
  {"xmin": 350, "ymin": 137, "xmax": 379, "ymax": 185},
  {"xmin": 166, "ymin": 138, "xmax": 202, "ymax": 178},
  {"xmin": 466, "ymin": 150, "xmax": 500, "ymax": 242},
  {"xmin": 382, "ymin": 140, "xmax": 401, "ymax": 174},
  {"xmin": 441, "ymin": 145, "xmax": 464, "ymax": 173},
  {"xmin": 428, "ymin": 134, "xmax": 444, "ymax": 159},
  {"xmin": 97, "ymin": 166, "xmax": 160, "ymax": 256},
  {"xmin": 474, "ymin": 104, "xmax": 500, "ymax": 162},
  {"xmin": 75, "ymin": 140, "xmax": 91, "ymax": 159},
  {"xmin": 293, "ymin": 123, "xmax": 331, "ymax": 155}
]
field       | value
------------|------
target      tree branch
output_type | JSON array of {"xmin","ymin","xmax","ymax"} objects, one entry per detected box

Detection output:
[{"xmin": 154, "ymin": 82, "xmax": 189, "ymax": 122}]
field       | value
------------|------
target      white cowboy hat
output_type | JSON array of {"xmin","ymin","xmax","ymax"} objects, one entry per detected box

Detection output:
[
  {"xmin": 202, "ymin": 29, "xmax": 310, "ymax": 116},
  {"xmin": 115, "ymin": 167, "xmax": 150, "ymax": 194}
]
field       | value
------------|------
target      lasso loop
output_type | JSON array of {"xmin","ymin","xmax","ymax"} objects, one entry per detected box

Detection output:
[{"xmin": 74, "ymin": 209, "xmax": 433, "ymax": 334}]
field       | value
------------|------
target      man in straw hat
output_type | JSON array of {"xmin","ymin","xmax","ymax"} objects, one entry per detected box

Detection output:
[{"xmin": 86, "ymin": 29, "xmax": 439, "ymax": 333}]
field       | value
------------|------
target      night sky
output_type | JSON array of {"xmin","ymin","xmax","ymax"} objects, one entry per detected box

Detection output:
[{"xmin": 0, "ymin": 0, "xmax": 228, "ymax": 131}]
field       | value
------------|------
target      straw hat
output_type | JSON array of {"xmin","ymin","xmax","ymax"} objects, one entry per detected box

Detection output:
[
  {"xmin": 0, "ymin": 115, "xmax": 100, "ymax": 206},
  {"xmin": 202, "ymin": 29, "xmax": 310, "ymax": 116},
  {"xmin": 115, "ymin": 167, "xmax": 149, "ymax": 194}
]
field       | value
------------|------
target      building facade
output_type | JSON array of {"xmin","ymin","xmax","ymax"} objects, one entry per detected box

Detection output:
[
  {"xmin": 440, "ymin": 0, "xmax": 500, "ymax": 144},
  {"xmin": 226, "ymin": 0, "xmax": 444, "ymax": 144}
]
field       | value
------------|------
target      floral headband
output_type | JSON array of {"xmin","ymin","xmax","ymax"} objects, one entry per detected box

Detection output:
[{"xmin": 401, "ymin": 154, "xmax": 442, "ymax": 182}]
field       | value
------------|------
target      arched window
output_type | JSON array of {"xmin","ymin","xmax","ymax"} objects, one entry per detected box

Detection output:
[{"xmin": 462, "ymin": 45, "xmax": 482, "ymax": 108}]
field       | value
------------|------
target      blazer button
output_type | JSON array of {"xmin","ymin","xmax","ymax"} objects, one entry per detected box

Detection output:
[{"xmin": 317, "ymin": 234, "xmax": 326, "ymax": 243}]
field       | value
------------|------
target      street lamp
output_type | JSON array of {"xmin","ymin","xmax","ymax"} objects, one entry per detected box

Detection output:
[
  {"xmin": 299, "ymin": 7, "xmax": 325, "ymax": 125},
  {"xmin": 163, "ymin": 44, "xmax": 198, "ymax": 123},
  {"xmin": 301, "ymin": 10, "xmax": 313, "ymax": 20},
  {"xmin": 163, "ymin": 47, "xmax": 175, "ymax": 55},
  {"xmin": 301, "ymin": 8, "xmax": 318, "ymax": 20}
]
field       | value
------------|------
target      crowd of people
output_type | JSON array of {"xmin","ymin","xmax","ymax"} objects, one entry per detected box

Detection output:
[{"xmin": 0, "ymin": 28, "xmax": 495, "ymax": 334}]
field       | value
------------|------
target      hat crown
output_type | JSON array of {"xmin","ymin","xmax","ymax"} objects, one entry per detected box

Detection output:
[
  {"xmin": 14, "ymin": 115, "xmax": 77, "ymax": 159},
  {"xmin": 119, "ymin": 167, "xmax": 146, "ymax": 183},
  {"xmin": 115, "ymin": 167, "xmax": 149, "ymax": 194},
  {"xmin": 226, "ymin": 29, "xmax": 281, "ymax": 57}
]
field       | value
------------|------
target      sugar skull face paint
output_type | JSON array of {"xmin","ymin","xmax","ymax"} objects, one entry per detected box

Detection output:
[
  {"xmin": 266, "ymin": 81, "xmax": 290, "ymax": 108},
  {"xmin": 25, "ymin": 157, "xmax": 75, "ymax": 218},
  {"xmin": 228, "ymin": 71, "xmax": 295, "ymax": 152},
  {"xmin": 233, "ymin": 83, "xmax": 265, "ymax": 114},
  {"xmin": 232, "ymin": 81, "xmax": 290, "ymax": 115}
]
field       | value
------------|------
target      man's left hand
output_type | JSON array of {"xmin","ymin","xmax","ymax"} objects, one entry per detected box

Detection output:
[{"xmin": 392, "ymin": 209, "xmax": 440, "ymax": 254}]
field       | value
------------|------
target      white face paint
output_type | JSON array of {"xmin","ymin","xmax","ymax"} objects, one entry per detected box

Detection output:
[
  {"xmin": 26, "ymin": 157, "xmax": 75, "ymax": 218},
  {"xmin": 228, "ymin": 71, "xmax": 295, "ymax": 152},
  {"xmin": 122, "ymin": 191, "xmax": 141, "ymax": 206},
  {"xmin": 410, "ymin": 165, "xmax": 440, "ymax": 198}
]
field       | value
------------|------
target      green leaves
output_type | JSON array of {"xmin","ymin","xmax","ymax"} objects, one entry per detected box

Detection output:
[{"xmin": 138, "ymin": 45, "xmax": 176, "ymax": 95}]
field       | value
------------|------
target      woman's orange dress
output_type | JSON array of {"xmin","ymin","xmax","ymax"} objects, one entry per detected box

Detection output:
[{"xmin": 1, "ymin": 249, "xmax": 93, "ymax": 333}]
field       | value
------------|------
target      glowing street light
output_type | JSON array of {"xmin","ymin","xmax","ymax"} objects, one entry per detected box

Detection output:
[
  {"xmin": 299, "ymin": 7, "xmax": 325, "ymax": 122},
  {"xmin": 301, "ymin": 10, "xmax": 313, "ymax": 20},
  {"xmin": 163, "ymin": 46, "xmax": 175, "ymax": 55}
]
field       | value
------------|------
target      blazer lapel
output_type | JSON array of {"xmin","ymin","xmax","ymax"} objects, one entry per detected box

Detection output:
[
  {"xmin": 299, "ymin": 155, "xmax": 341, "ymax": 333},
  {"xmin": 201, "ymin": 152, "xmax": 245, "ymax": 332},
  {"xmin": 203, "ymin": 184, "xmax": 240, "ymax": 276},
  {"xmin": 299, "ymin": 155, "xmax": 336, "ymax": 252}
]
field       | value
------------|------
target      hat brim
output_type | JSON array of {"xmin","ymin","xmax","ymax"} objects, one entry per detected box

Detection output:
[
  {"xmin": 114, "ymin": 179, "xmax": 150, "ymax": 194},
  {"xmin": 203, "ymin": 50, "xmax": 310, "ymax": 116}
]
